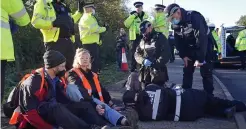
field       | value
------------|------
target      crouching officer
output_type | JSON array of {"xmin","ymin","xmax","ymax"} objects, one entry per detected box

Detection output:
[
  {"xmin": 31, "ymin": 0, "xmax": 84, "ymax": 70},
  {"xmin": 123, "ymin": 84, "xmax": 246, "ymax": 121},
  {"xmin": 165, "ymin": 3, "xmax": 214, "ymax": 95},
  {"xmin": 135, "ymin": 21, "xmax": 171, "ymax": 89}
]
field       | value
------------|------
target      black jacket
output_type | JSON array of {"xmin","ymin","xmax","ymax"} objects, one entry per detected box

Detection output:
[
  {"xmin": 135, "ymin": 84, "xmax": 207, "ymax": 121},
  {"xmin": 67, "ymin": 69, "xmax": 112, "ymax": 104},
  {"xmin": 173, "ymin": 8, "xmax": 213, "ymax": 62},
  {"xmin": 116, "ymin": 34, "xmax": 129, "ymax": 51},
  {"xmin": 134, "ymin": 31, "xmax": 171, "ymax": 85}
]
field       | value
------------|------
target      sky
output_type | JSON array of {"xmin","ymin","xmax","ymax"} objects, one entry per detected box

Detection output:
[{"xmin": 126, "ymin": 0, "xmax": 246, "ymax": 28}]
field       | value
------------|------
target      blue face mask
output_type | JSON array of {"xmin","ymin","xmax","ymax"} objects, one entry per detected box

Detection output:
[{"xmin": 171, "ymin": 18, "xmax": 180, "ymax": 25}]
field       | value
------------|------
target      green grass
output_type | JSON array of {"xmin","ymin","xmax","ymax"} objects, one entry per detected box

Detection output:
[{"xmin": 99, "ymin": 63, "xmax": 130, "ymax": 86}]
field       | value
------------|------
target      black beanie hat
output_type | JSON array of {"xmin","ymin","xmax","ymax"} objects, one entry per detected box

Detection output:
[
  {"xmin": 140, "ymin": 20, "xmax": 151, "ymax": 34},
  {"xmin": 43, "ymin": 50, "xmax": 66, "ymax": 69}
]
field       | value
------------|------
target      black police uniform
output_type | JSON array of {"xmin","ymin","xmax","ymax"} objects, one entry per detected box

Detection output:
[
  {"xmin": 45, "ymin": 2, "xmax": 76, "ymax": 70},
  {"xmin": 134, "ymin": 30, "xmax": 171, "ymax": 88},
  {"xmin": 123, "ymin": 84, "xmax": 246, "ymax": 121},
  {"xmin": 168, "ymin": 34, "xmax": 175, "ymax": 62},
  {"xmin": 172, "ymin": 8, "xmax": 214, "ymax": 94}
]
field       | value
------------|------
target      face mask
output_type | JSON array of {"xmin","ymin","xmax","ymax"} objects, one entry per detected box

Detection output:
[
  {"xmin": 92, "ymin": 9, "xmax": 96, "ymax": 15},
  {"xmin": 171, "ymin": 18, "xmax": 180, "ymax": 25},
  {"xmin": 56, "ymin": 70, "xmax": 66, "ymax": 78}
]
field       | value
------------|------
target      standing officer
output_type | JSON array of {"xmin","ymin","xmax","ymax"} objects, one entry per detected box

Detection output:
[
  {"xmin": 165, "ymin": 3, "xmax": 214, "ymax": 95},
  {"xmin": 168, "ymin": 31, "xmax": 175, "ymax": 63},
  {"xmin": 78, "ymin": 1, "xmax": 108, "ymax": 74},
  {"xmin": 235, "ymin": 28, "xmax": 246, "ymax": 70},
  {"xmin": 124, "ymin": 2, "xmax": 149, "ymax": 72},
  {"xmin": 152, "ymin": 4, "xmax": 169, "ymax": 38},
  {"xmin": 135, "ymin": 21, "xmax": 171, "ymax": 89},
  {"xmin": 1, "ymin": 0, "xmax": 30, "ymax": 100},
  {"xmin": 31, "ymin": 0, "xmax": 83, "ymax": 70},
  {"xmin": 208, "ymin": 23, "xmax": 221, "ymax": 60}
]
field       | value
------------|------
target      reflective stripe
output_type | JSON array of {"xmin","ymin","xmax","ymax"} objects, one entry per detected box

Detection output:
[
  {"xmin": 98, "ymin": 92, "xmax": 103, "ymax": 96},
  {"xmin": 88, "ymin": 89, "xmax": 92, "ymax": 94},
  {"xmin": 32, "ymin": 13, "xmax": 55, "ymax": 25},
  {"xmin": 146, "ymin": 90, "xmax": 161, "ymax": 120},
  {"xmin": 173, "ymin": 87, "xmax": 183, "ymax": 121},
  {"xmin": 10, "ymin": 8, "xmax": 27, "ymax": 19},
  {"xmin": 1, "ymin": 20, "xmax": 10, "ymax": 29}
]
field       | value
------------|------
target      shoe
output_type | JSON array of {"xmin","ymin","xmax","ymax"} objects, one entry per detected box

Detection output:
[
  {"xmin": 125, "ymin": 107, "xmax": 139, "ymax": 128},
  {"xmin": 224, "ymin": 106, "xmax": 236, "ymax": 119}
]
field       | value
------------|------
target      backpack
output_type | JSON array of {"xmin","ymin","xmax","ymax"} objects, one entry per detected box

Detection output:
[{"xmin": 3, "ymin": 68, "xmax": 45, "ymax": 118}]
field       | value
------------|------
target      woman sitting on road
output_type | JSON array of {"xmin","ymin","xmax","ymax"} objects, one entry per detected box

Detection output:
[{"xmin": 66, "ymin": 48, "xmax": 137, "ymax": 127}]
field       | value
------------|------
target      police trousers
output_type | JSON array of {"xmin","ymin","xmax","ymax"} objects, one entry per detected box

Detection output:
[
  {"xmin": 83, "ymin": 43, "xmax": 100, "ymax": 73},
  {"xmin": 1, "ymin": 60, "xmax": 7, "ymax": 101},
  {"xmin": 45, "ymin": 38, "xmax": 75, "ymax": 70},
  {"xmin": 130, "ymin": 35, "xmax": 142, "ymax": 72},
  {"xmin": 238, "ymin": 50, "xmax": 246, "ymax": 69},
  {"xmin": 182, "ymin": 60, "xmax": 214, "ymax": 95}
]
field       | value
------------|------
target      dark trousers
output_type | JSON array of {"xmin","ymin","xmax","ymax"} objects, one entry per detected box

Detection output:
[
  {"xmin": 38, "ymin": 102, "xmax": 107, "ymax": 129},
  {"xmin": 130, "ymin": 35, "xmax": 142, "ymax": 72},
  {"xmin": 169, "ymin": 44, "xmax": 175, "ymax": 62},
  {"xmin": 1, "ymin": 60, "xmax": 7, "ymax": 101},
  {"xmin": 45, "ymin": 38, "xmax": 75, "ymax": 71},
  {"xmin": 116, "ymin": 49, "xmax": 122, "ymax": 69},
  {"xmin": 83, "ymin": 43, "xmax": 100, "ymax": 73},
  {"xmin": 239, "ymin": 50, "xmax": 246, "ymax": 69},
  {"xmin": 205, "ymin": 95, "xmax": 246, "ymax": 117},
  {"xmin": 182, "ymin": 60, "xmax": 214, "ymax": 95}
]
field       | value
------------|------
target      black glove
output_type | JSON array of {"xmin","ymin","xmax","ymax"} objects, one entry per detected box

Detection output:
[
  {"xmin": 52, "ymin": 15, "xmax": 68, "ymax": 27},
  {"xmin": 78, "ymin": 0, "xmax": 84, "ymax": 13},
  {"xmin": 130, "ymin": 11, "xmax": 137, "ymax": 15}
]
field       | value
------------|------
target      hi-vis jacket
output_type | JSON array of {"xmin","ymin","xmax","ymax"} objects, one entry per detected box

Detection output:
[
  {"xmin": 124, "ymin": 12, "xmax": 149, "ymax": 40},
  {"xmin": 212, "ymin": 30, "xmax": 221, "ymax": 52},
  {"xmin": 235, "ymin": 29, "xmax": 246, "ymax": 51},
  {"xmin": 31, "ymin": 0, "xmax": 82, "ymax": 43},
  {"xmin": 152, "ymin": 12, "xmax": 169, "ymax": 37},
  {"xmin": 1, "ymin": 0, "xmax": 30, "ymax": 61},
  {"xmin": 78, "ymin": 13, "xmax": 106, "ymax": 45}
]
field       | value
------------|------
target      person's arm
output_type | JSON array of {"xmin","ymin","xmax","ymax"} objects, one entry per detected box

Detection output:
[
  {"xmin": 9, "ymin": 0, "xmax": 30, "ymax": 26},
  {"xmin": 134, "ymin": 44, "xmax": 145, "ymax": 65},
  {"xmin": 72, "ymin": 11, "xmax": 83, "ymax": 24},
  {"xmin": 124, "ymin": 14, "xmax": 136, "ymax": 28},
  {"xmin": 82, "ymin": 16, "xmax": 106, "ymax": 34},
  {"xmin": 19, "ymin": 75, "xmax": 53, "ymax": 129},
  {"xmin": 31, "ymin": 1, "xmax": 53, "ymax": 29},
  {"xmin": 152, "ymin": 34, "xmax": 171, "ymax": 68},
  {"xmin": 174, "ymin": 32, "xmax": 186, "ymax": 59},
  {"xmin": 191, "ymin": 13, "xmax": 208, "ymax": 63}
]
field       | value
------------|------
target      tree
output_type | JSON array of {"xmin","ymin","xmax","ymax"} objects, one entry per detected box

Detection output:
[{"xmin": 236, "ymin": 15, "xmax": 246, "ymax": 26}]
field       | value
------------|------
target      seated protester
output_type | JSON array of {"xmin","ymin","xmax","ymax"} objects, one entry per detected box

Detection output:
[
  {"xmin": 135, "ymin": 21, "xmax": 171, "ymax": 89},
  {"xmin": 66, "ymin": 48, "xmax": 137, "ymax": 127},
  {"xmin": 123, "ymin": 84, "xmax": 246, "ymax": 121},
  {"xmin": 7, "ymin": 50, "xmax": 106, "ymax": 129}
]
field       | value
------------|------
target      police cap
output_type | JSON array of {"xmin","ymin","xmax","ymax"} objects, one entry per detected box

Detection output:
[
  {"xmin": 154, "ymin": 4, "xmax": 166, "ymax": 10},
  {"xmin": 140, "ymin": 20, "xmax": 152, "ymax": 34},
  {"xmin": 134, "ymin": 2, "xmax": 143, "ymax": 8},
  {"xmin": 83, "ymin": 0, "xmax": 95, "ymax": 8},
  {"xmin": 165, "ymin": 3, "xmax": 180, "ymax": 18}
]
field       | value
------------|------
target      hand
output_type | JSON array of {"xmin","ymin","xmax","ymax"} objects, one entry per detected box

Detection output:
[
  {"xmin": 96, "ymin": 104, "xmax": 105, "ymax": 115},
  {"xmin": 143, "ymin": 59, "xmax": 152, "ymax": 67},
  {"xmin": 52, "ymin": 15, "xmax": 68, "ymax": 28},
  {"xmin": 130, "ymin": 11, "xmax": 137, "ymax": 16},
  {"xmin": 194, "ymin": 60, "xmax": 205, "ymax": 67},
  {"xmin": 183, "ymin": 57, "xmax": 191, "ymax": 67}
]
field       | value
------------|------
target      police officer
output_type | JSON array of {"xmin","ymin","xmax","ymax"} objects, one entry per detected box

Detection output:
[
  {"xmin": 235, "ymin": 28, "xmax": 246, "ymax": 70},
  {"xmin": 165, "ymin": 3, "xmax": 214, "ymax": 95},
  {"xmin": 124, "ymin": 2, "xmax": 149, "ymax": 72},
  {"xmin": 123, "ymin": 84, "xmax": 246, "ymax": 122},
  {"xmin": 152, "ymin": 4, "xmax": 169, "ymax": 37},
  {"xmin": 1, "ymin": 0, "xmax": 30, "ymax": 100},
  {"xmin": 31, "ymin": 0, "xmax": 84, "ymax": 70},
  {"xmin": 78, "ymin": 1, "xmax": 108, "ymax": 74},
  {"xmin": 168, "ymin": 31, "xmax": 175, "ymax": 63},
  {"xmin": 135, "ymin": 21, "xmax": 171, "ymax": 89},
  {"xmin": 208, "ymin": 23, "xmax": 221, "ymax": 61}
]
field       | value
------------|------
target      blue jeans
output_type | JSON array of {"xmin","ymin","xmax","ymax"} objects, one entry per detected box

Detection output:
[{"xmin": 93, "ymin": 98, "xmax": 124, "ymax": 126}]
